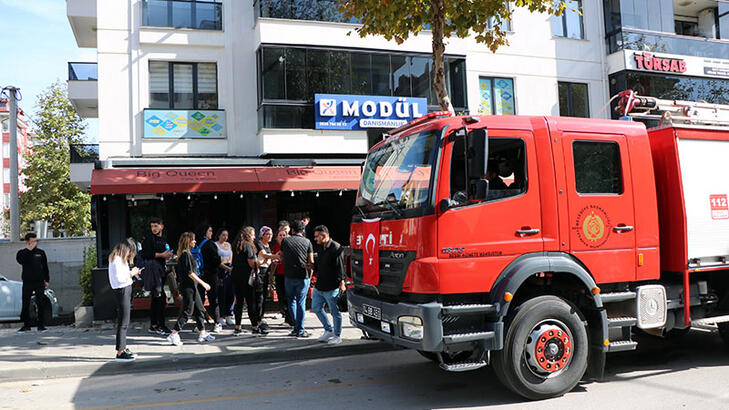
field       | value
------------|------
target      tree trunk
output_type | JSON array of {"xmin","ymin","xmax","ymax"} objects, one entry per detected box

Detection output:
[{"xmin": 432, "ymin": 0, "xmax": 454, "ymax": 113}]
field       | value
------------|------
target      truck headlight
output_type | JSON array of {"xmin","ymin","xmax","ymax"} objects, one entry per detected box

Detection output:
[{"xmin": 399, "ymin": 316, "xmax": 423, "ymax": 340}]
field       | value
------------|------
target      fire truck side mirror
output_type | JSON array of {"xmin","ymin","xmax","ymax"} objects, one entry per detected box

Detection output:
[{"xmin": 467, "ymin": 128, "xmax": 488, "ymax": 178}]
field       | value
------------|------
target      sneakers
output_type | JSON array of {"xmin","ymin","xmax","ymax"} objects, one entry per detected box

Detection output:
[
  {"xmin": 167, "ymin": 332, "xmax": 183, "ymax": 346},
  {"xmin": 288, "ymin": 330, "xmax": 299, "ymax": 337},
  {"xmin": 233, "ymin": 328, "xmax": 244, "ymax": 336},
  {"xmin": 252, "ymin": 327, "xmax": 269, "ymax": 335},
  {"xmin": 198, "ymin": 333, "xmax": 215, "ymax": 343},
  {"xmin": 148, "ymin": 326, "xmax": 161, "ymax": 335},
  {"xmin": 38, "ymin": 327, "xmax": 48, "ymax": 333},
  {"xmin": 124, "ymin": 348, "xmax": 137, "ymax": 358},
  {"xmin": 17, "ymin": 326, "xmax": 32, "ymax": 334},
  {"xmin": 225, "ymin": 316, "xmax": 235, "ymax": 326},
  {"xmin": 327, "ymin": 336, "xmax": 342, "ymax": 345},
  {"xmin": 212, "ymin": 323, "xmax": 223, "ymax": 333},
  {"xmin": 115, "ymin": 350, "xmax": 136, "ymax": 362},
  {"xmin": 297, "ymin": 330, "xmax": 311, "ymax": 338},
  {"xmin": 318, "ymin": 331, "xmax": 334, "ymax": 343},
  {"xmin": 259, "ymin": 321, "xmax": 270, "ymax": 330},
  {"xmin": 159, "ymin": 326, "xmax": 172, "ymax": 335}
]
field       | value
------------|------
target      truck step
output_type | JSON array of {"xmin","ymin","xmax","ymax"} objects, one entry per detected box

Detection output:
[
  {"xmin": 443, "ymin": 331, "xmax": 495, "ymax": 344},
  {"xmin": 608, "ymin": 340, "xmax": 638, "ymax": 352},
  {"xmin": 439, "ymin": 361, "xmax": 488, "ymax": 372},
  {"xmin": 607, "ymin": 316, "xmax": 638, "ymax": 327},
  {"xmin": 601, "ymin": 291, "xmax": 636, "ymax": 303},
  {"xmin": 441, "ymin": 304, "xmax": 498, "ymax": 315},
  {"xmin": 691, "ymin": 314, "xmax": 729, "ymax": 326}
]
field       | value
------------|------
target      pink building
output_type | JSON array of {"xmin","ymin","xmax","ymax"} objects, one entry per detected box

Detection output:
[{"xmin": 0, "ymin": 98, "xmax": 33, "ymax": 217}]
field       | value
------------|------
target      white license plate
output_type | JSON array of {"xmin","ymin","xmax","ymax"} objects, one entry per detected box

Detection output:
[{"xmin": 362, "ymin": 304, "xmax": 381, "ymax": 320}]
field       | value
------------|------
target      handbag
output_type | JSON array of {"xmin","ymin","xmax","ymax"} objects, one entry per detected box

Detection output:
[{"xmin": 337, "ymin": 288, "xmax": 348, "ymax": 312}]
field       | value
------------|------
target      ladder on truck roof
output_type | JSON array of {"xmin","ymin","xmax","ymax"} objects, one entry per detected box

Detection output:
[{"xmin": 616, "ymin": 90, "xmax": 729, "ymax": 128}]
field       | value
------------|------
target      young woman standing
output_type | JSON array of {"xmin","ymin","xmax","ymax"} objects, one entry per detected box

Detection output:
[
  {"xmin": 167, "ymin": 232, "xmax": 216, "ymax": 346},
  {"xmin": 256, "ymin": 226, "xmax": 279, "ymax": 330},
  {"xmin": 232, "ymin": 227, "xmax": 267, "ymax": 335},
  {"xmin": 108, "ymin": 239, "xmax": 142, "ymax": 362},
  {"xmin": 271, "ymin": 227, "xmax": 292, "ymax": 326},
  {"xmin": 215, "ymin": 229, "xmax": 234, "ymax": 330}
]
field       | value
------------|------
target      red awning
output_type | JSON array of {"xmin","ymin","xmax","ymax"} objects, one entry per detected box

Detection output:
[{"xmin": 90, "ymin": 166, "xmax": 362, "ymax": 195}]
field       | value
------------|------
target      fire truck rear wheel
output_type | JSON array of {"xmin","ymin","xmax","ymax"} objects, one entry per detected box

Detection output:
[{"xmin": 492, "ymin": 295, "xmax": 589, "ymax": 400}]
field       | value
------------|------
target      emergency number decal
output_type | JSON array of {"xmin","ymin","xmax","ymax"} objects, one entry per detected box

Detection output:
[
  {"xmin": 573, "ymin": 205, "xmax": 612, "ymax": 248},
  {"xmin": 710, "ymin": 194, "xmax": 729, "ymax": 220}
]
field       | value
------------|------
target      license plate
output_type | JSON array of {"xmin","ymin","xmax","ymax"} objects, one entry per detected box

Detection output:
[{"xmin": 362, "ymin": 304, "xmax": 381, "ymax": 320}]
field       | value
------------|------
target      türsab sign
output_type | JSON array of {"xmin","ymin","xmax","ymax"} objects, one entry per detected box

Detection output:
[{"xmin": 634, "ymin": 52, "xmax": 687, "ymax": 74}]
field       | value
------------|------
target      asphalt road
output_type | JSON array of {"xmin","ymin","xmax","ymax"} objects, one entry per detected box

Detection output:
[{"xmin": 3, "ymin": 327, "xmax": 729, "ymax": 410}]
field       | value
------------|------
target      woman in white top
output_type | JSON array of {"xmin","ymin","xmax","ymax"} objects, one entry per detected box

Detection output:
[
  {"xmin": 108, "ymin": 239, "xmax": 141, "ymax": 362},
  {"xmin": 215, "ymin": 229, "xmax": 234, "ymax": 328}
]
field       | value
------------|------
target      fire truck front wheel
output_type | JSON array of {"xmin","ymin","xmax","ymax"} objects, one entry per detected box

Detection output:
[{"xmin": 492, "ymin": 295, "xmax": 589, "ymax": 400}]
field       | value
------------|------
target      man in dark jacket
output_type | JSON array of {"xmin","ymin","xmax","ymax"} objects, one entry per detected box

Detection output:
[
  {"xmin": 312, "ymin": 225, "xmax": 346, "ymax": 344},
  {"xmin": 200, "ymin": 230, "xmax": 222, "ymax": 327},
  {"xmin": 16, "ymin": 233, "xmax": 51, "ymax": 333},
  {"xmin": 281, "ymin": 220, "xmax": 314, "ymax": 337},
  {"xmin": 140, "ymin": 217, "xmax": 173, "ymax": 335}
]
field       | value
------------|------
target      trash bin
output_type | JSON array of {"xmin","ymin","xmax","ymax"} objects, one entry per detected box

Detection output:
[{"xmin": 92, "ymin": 267, "xmax": 116, "ymax": 321}]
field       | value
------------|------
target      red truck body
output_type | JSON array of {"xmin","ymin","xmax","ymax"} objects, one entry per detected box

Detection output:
[{"xmin": 347, "ymin": 113, "xmax": 729, "ymax": 400}]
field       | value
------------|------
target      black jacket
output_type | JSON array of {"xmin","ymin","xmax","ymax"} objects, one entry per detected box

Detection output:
[
  {"xmin": 140, "ymin": 232, "xmax": 167, "ymax": 293},
  {"xmin": 201, "ymin": 238, "xmax": 221, "ymax": 277},
  {"xmin": 176, "ymin": 251, "xmax": 198, "ymax": 289},
  {"xmin": 314, "ymin": 240, "xmax": 345, "ymax": 291},
  {"xmin": 16, "ymin": 248, "xmax": 50, "ymax": 283}
]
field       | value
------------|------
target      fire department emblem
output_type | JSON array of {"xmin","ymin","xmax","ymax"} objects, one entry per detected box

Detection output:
[{"xmin": 574, "ymin": 205, "xmax": 611, "ymax": 248}]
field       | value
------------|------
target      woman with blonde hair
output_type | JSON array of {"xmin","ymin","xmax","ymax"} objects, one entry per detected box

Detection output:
[
  {"xmin": 167, "ymin": 232, "xmax": 215, "ymax": 346},
  {"xmin": 108, "ymin": 238, "xmax": 142, "ymax": 362}
]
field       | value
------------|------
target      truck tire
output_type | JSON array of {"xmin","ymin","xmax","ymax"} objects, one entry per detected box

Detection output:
[{"xmin": 492, "ymin": 295, "xmax": 589, "ymax": 400}]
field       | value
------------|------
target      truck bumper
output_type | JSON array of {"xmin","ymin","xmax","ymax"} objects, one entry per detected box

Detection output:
[{"xmin": 347, "ymin": 291, "xmax": 503, "ymax": 353}]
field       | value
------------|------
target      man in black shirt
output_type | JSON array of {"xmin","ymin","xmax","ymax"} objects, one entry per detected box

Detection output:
[
  {"xmin": 200, "ymin": 229, "xmax": 222, "ymax": 328},
  {"xmin": 312, "ymin": 225, "xmax": 346, "ymax": 345},
  {"xmin": 281, "ymin": 220, "xmax": 314, "ymax": 337},
  {"xmin": 16, "ymin": 233, "xmax": 51, "ymax": 333},
  {"xmin": 140, "ymin": 217, "xmax": 173, "ymax": 335}
]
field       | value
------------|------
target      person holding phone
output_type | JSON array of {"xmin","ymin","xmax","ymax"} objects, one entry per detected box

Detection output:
[
  {"xmin": 108, "ymin": 239, "xmax": 142, "ymax": 362},
  {"xmin": 167, "ymin": 232, "xmax": 215, "ymax": 346}
]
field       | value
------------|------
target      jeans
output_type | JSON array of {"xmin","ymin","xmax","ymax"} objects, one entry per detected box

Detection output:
[
  {"xmin": 203, "ymin": 272, "xmax": 221, "ymax": 323},
  {"xmin": 174, "ymin": 285, "xmax": 206, "ymax": 332},
  {"xmin": 274, "ymin": 274, "xmax": 292, "ymax": 324},
  {"xmin": 285, "ymin": 277, "xmax": 310, "ymax": 334},
  {"xmin": 21, "ymin": 281, "xmax": 49, "ymax": 328},
  {"xmin": 113, "ymin": 285, "xmax": 132, "ymax": 351},
  {"xmin": 312, "ymin": 288, "xmax": 342, "ymax": 337}
]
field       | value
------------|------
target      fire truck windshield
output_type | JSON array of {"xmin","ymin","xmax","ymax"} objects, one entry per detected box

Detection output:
[{"xmin": 356, "ymin": 129, "xmax": 439, "ymax": 213}]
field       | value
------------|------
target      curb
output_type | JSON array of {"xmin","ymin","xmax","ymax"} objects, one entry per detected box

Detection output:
[{"xmin": 0, "ymin": 340, "xmax": 398, "ymax": 383}]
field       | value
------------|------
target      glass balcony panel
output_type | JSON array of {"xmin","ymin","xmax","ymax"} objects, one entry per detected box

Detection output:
[
  {"xmin": 68, "ymin": 63, "xmax": 98, "ymax": 81},
  {"xmin": 609, "ymin": 28, "xmax": 729, "ymax": 58},
  {"xmin": 143, "ymin": 0, "xmax": 222, "ymax": 30},
  {"xmin": 256, "ymin": 0, "xmax": 359, "ymax": 24}
]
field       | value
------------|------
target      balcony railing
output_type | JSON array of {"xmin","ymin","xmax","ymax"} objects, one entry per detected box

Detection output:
[
  {"xmin": 70, "ymin": 144, "xmax": 99, "ymax": 164},
  {"xmin": 609, "ymin": 28, "xmax": 729, "ymax": 59},
  {"xmin": 255, "ymin": 0, "xmax": 359, "ymax": 24},
  {"xmin": 68, "ymin": 62, "xmax": 98, "ymax": 81},
  {"xmin": 142, "ymin": 0, "xmax": 223, "ymax": 30}
]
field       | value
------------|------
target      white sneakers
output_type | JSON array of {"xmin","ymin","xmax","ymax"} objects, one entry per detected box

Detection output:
[
  {"xmin": 318, "ymin": 331, "xmax": 334, "ymax": 343},
  {"xmin": 167, "ymin": 332, "xmax": 183, "ymax": 346},
  {"xmin": 213, "ymin": 323, "xmax": 223, "ymax": 333},
  {"xmin": 198, "ymin": 333, "xmax": 215, "ymax": 343},
  {"xmin": 328, "ymin": 336, "xmax": 342, "ymax": 345},
  {"xmin": 225, "ymin": 316, "xmax": 235, "ymax": 326}
]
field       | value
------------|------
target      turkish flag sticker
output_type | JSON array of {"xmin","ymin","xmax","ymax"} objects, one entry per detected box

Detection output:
[{"xmin": 362, "ymin": 218, "xmax": 380, "ymax": 286}]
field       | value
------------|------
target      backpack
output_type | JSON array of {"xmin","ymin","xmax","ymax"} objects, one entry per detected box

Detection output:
[{"xmin": 190, "ymin": 238, "xmax": 207, "ymax": 275}]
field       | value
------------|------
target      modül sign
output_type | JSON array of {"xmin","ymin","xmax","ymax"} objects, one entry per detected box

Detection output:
[{"xmin": 315, "ymin": 94, "xmax": 427, "ymax": 130}]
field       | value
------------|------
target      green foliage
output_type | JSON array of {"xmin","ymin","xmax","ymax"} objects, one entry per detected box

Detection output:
[
  {"xmin": 20, "ymin": 81, "xmax": 91, "ymax": 236},
  {"xmin": 79, "ymin": 244, "xmax": 97, "ymax": 306},
  {"xmin": 340, "ymin": 0, "xmax": 566, "ymax": 111}
]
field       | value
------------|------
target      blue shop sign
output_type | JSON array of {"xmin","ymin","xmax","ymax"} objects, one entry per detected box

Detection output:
[{"xmin": 314, "ymin": 94, "xmax": 427, "ymax": 130}]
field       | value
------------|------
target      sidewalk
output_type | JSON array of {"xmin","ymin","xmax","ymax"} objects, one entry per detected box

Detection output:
[{"xmin": 0, "ymin": 312, "xmax": 394, "ymax": 383}]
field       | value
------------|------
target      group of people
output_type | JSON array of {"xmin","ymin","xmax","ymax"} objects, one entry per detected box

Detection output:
[{"xmin": 108, "ymin": 216, "xmax": 347, "ymax": 362}]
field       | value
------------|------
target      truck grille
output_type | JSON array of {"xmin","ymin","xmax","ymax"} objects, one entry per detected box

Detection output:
[{"xmin": 350, "ymin": 249, "xmax": 416, "ymax": 297}]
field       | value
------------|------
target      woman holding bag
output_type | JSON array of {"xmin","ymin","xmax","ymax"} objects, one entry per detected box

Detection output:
[
  {"xmin": 166, "ymin": 232, "xmax": 216, "ymax": 346},
  {"xmin": 232, "ymin": 227, "xmax": 267, "ymax": 335},
  {"xmin": 108, "ymin": 239, "xmax": 142, "ymax": 362},
  {"xmin": 256, "ymin": 226, "xmax": 279, "ymax": 331}
]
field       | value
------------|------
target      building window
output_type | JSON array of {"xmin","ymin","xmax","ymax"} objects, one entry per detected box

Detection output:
[
  {"xmin": 149, "ymin": 61, "xmax": 218, "ymax": 110},
  {"xmin": 558, "ymin": 82, "xmax": 589, "ymax": 117},
  {"xmin": 573, "ymin": 141, "xmax": 623, "ymax": 194},
  {"xmin": 553, "ymin": 0, "xmax": 584, "ymax": 39},
  {"xmin": 478, "ymin": 77, "xmax": 515, "ymax": 115},
  {"xmin": 142, "ymin": 0, "xmax": 223, "ymax": 31},
  {"xmin": 257, "ymin": 46, "xmax": 467, "ymax": 129}
]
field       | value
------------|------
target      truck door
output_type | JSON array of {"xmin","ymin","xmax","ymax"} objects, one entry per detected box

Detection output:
[
  {"xmin": 437, "ymin": 130, "xmax": 543, "ymax": 294},
  {"xmin": 560, "ymin": 133, "xmax": 636, "ymax": 283}
]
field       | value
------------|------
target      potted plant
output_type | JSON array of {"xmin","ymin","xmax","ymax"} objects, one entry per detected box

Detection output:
[{"xmin": 75, "ymin": 245, "xmax": 95, "ymax": 327}]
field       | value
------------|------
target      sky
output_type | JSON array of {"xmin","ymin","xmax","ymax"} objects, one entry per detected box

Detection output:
[{"xmin": 0, "ymin": 0, "xmax": 98, "ymax": 141}]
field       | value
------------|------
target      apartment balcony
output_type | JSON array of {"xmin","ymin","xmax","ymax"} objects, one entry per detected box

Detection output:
[
  {"xmin": 66, "ymin": 0, "xmax": 97, "ymax": 48},
  {"xmin": 67, "ymin": 62, "xmax": 98, "ymax": 118},
  {"xmin": 255, "ymin": 0, "xmax": 359, "ymax": 24},
  {"xmin": 608, "ymin": 28, "xmax": 729, "ymax": 58},
  {"xmin": 70, "ymin": 144, "xmax": 98, "ymax": 190},
  {"xmin": 142, "ymin": 0, "xmax": 223, "ymax": 30}
]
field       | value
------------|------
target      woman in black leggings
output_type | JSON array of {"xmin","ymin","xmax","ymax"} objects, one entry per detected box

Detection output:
[
  {"xmin": 232, "ymin": 226, "xmax": 267, "ymax": 335},
  {"xmin": 108, "ymin": 239, "xmax": 141, "ymax": 362}
]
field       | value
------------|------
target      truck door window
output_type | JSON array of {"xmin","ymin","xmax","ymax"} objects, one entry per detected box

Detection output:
[
  {"xmin": 450, "ymin": 137, "xmax": 526, "ymax": 204},
  {"xmin": 573, "ymin": 141, "xmax": 623, "ymax": 194}
]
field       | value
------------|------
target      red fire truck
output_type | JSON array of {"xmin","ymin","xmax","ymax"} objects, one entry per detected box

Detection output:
[{"xmin": 347, "ymin": 92, "xmax": 729, "ymax": 400}]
